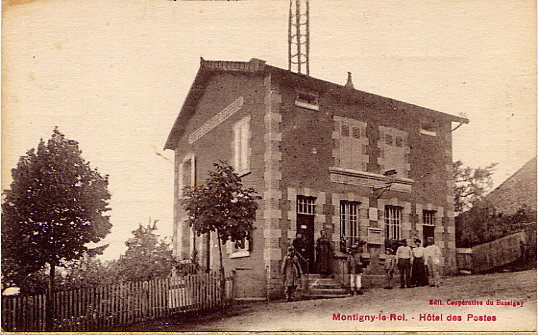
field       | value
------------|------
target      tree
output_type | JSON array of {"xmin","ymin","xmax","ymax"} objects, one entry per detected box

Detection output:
[
  {"xmin": 2, "ymin": 256, "xmax": 107, "ymax": 295},
  {"xmin": 182, "ymin": 162, "xmax": 259, "ymax": 311},
  {"xmin": 453, "ymin": 160, "xmax": 497, "ymax": 212},
  {"xmin": 1, "ymin": 128, "xmax": 111, "ymax": 329},
  {"xmin": 60, "ymin": 253, "xmax": 115, "ymax": 290},
  {"xmin": 455, "ymin": 201, "xmax": 496, "ymax": 247},
  {"xmin": 115, "ymin": 219, "xmax": 175, "ymax": 282},
  {"xmin": 2, "ymin": 266, "xmax": 62, "ymax": 296},
  {"xmin": 456, "ymin": 202, "xmax": 537, "ymax": 247}
]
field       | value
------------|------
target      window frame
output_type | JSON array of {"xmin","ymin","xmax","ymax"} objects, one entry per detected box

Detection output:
[
  {"xmin": 340, "ymin": 200, "xmax": 361, "ymax": 246},
  {"xmin": 420, "ymin": 122, "xmax": 437, "ymax": 136},
  {"xmin": 423, "ymin": 210, "xmax": 436, "ymax": 226},
  {"xmin": 335, "ymin": 117, "xmax": 368, "ymax": 172},
  {"xmin": 297, "ymin": 195, "xmax": 316, "ymax": 215},
  {"xmin": 232, "ymin": 115, "xmax": 251, "ymax": 176},
  {"xmin": 378, "ymin": 126, "xmax": 409, "ymax": 178},
  {"xmin": 226, "ymin": 233, "xmax": 251, "ymax": 259},
  {"xmin": 384, "ymin": 205, "xmax": 402, "ymax": 240},
  {"xmin": 295, "ymin": 90, "xmax": 320, "ymax": 111}
]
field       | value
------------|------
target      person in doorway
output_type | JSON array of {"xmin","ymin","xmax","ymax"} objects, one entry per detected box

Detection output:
[
  {"xmin": 315, "ymin": 230, "xmax": 333, "ymax": 277},
  {"xmin": 292, "ymin": 232, "xmax": 308, "ymax": 272},
  {"xmin": 424, "ymin": 237, "xmax": 442, "ymax": 287},
  {"xmin": 396, "ymin": 239, "xmax": 412, "ymax": 288},
  {"xmin": 410, "ymin": 239, "xmax": 428, "ymax": 287},
  {"xmin": 281, "ymin": 247, "xmax": 302, "ymax": 301},
  {"xmin": 347, "ymin": 244, "xmax": 364, "ymax": 295},
  {"xmin": 384, "ymin": 247, "xmax": 396, "ymax": 289}
]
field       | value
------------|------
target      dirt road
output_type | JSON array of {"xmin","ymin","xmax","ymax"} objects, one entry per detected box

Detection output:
[{"xmin": 123, "ymin": 269, "xmax": 537, "ymax": 332}]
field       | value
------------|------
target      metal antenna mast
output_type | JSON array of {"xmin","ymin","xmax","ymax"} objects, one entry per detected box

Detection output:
[{"xmin": 288, "ymin": 0, "xmax": 310, "ymax": 75}]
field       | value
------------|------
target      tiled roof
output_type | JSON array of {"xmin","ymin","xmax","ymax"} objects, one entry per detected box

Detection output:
[
  {"xmin": 483, "ymin": 157, "xmax": 537, "ymax": 215},
  {"xmin": 164, "ymin": 58, "xmax": 469, "ymax": 150}
]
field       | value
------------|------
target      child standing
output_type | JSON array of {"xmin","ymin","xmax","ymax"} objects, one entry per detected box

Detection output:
[
  {"xmin": 384, "ymin": 248, "xmax": 396, "ymax": 289},
  {"xmin": 347, "ymin": 244, "xmax": 364, "ymax": 295}
]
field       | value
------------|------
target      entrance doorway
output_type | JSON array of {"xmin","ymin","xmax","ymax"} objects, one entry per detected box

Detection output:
[
  {"xmin": 423, "ymin": 225, "xmax": 434, "ymax": 245},
  {"xmin": 297, "ymin": 214, "xmax": 315, "ymax": 273}
]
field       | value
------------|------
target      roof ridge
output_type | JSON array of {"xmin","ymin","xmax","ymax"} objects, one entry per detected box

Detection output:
[
  {"xmin": 488, "ymin": 157, "xmax": 537, "ymax": 194},
  {"xmin": 200, "ymin": 57, "xmax": 266, "ymax": 72}
]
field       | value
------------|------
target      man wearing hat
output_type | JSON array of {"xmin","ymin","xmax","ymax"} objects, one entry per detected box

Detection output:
[
  {"xmin": 347, "ymin": 244, "xmax": 364, "ymax": 295},
  {"xmin": 395, "ymin": 239, "xmax": 412, "ymax": 288},
  {"xmin": 281, "ymin": 247, "xmax": 302, "ymax": 301}
]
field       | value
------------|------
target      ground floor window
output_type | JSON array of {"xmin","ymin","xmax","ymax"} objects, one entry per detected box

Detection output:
[
  {"xmin": 340, "ymin": 201, "xmax": 360, "ymax": 246},
  {"xmin": 384, "ymin": 205, "xmax": 402, "ymax": 240},
  {"xmin": 226, "ymin": 232, "xmax": 251, "ymax": 258}
]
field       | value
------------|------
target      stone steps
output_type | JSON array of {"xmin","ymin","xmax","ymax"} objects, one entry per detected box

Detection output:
[
  {"xmin": 307, "ymin": 287, "xmax": 347, "ymax": 294},
  {"xmin": 302, "ymin": 274, "xmax": 349, "ymax": 299},
  {"xmin": 309, "ymin": 283, "xmax": 344, "ymax": 289}
]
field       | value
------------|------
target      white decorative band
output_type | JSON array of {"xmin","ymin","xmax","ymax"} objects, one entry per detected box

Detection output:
[
  {"xmin": 329, "ymin": 167, "xmax": 413, "ymax": 192},
  {"xmin": 188, "ymin": 96, "xmax": 244, "ymax": 144},
  {"xmin": 329, "ymin": 167, "xmax": 414, "ymax": 185}
]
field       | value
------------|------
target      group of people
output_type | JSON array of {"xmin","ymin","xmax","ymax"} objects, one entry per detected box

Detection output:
[
  {"xmin": 281, "ymin": 232, "xmax": 443, "ymax": 301},
  {"xmin": 282, "ymin": 230, "xmax": 333, "ymax": 301},
  {"xmin": 385, "ymin": 237, "xmax": 442, "ymax": 289}
]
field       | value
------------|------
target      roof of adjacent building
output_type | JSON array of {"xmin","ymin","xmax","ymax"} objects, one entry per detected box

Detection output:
[
  {"xmin": 164, "ymin": 58, "xmax": 469, "ymax": 150},
  {"xmin": 482, "ymin": 157, "xmax": 537, "ymax": 215}
]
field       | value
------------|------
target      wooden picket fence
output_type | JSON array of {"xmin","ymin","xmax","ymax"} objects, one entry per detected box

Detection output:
[{"xmin": 1, "ymin": 271, "xmax": 235, "ymax": 332}]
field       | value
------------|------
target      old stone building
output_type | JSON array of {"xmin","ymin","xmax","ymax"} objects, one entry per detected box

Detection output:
[{"xmin": 165, "ymin": 58, "xmax": 468, "ymax": 299}]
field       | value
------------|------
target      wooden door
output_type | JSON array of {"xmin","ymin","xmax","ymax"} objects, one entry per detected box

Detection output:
[
  {"xmin": 423, "ymin": 225, "xmax": 434, "ymax": 245},
  {"xmin": 297, "ymin": 214, "xmax": 315, "ymax": 273}
]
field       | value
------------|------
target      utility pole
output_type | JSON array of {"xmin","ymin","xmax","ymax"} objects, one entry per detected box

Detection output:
[{"xmin": 288, "ymin": 0, "xmax": 310, "ymax": 75}]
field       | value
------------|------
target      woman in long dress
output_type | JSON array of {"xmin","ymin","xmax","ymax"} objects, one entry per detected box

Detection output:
[
  {"xmin": 315, "ymin": 230, "xmax": 333, "ymax": 277},
  {"xmin": 411, "ymin": 239, "xmax": 428, "ymax": 287}
]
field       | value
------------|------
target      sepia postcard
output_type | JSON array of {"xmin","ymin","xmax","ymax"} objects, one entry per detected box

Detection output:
[{"xmin": 1, "ymin": 0, "xmax": 536, "ymax": 333}]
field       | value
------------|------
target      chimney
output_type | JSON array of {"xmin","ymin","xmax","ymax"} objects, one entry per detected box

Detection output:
[
  {"xmin": 249, "ymin": 58, "xmax": 266, "ymax": 67},
  {"xmin": 345, "ymin": 72, "xmax": 354, "ymax": 89}
]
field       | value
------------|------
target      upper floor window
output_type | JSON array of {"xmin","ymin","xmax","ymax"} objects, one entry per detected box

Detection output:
[
  {"xmin": 378, "ymin": 126, "xmax": 409, "ymax": 178},
  {"xmin": 423, "ymin": 210, "xmax": 436, "ymax": 226},
  {"xmin": 420, "ymin": 121, "xmax": 437, "ymax": 136},
  {"xmin": 340, "ymin": 201, "xmax": 360, "ymax": 246},
  {"xmin": 295, "ymin": 91, "xmax": 319, "ymax": 111},
  {"xmin": 178, "ymin": 154, "xmax": 195, "ymax": 199},
  {"xmin": 334, "ymin": 116, "xmax": 368, "ymax": 172},
  {"xmin": 384, "ymin": 205, "xmax": 402, "ymax": 240},
  {"xmin": 232, "ymin": 116, "xmax": 251, "ymax": 176}
]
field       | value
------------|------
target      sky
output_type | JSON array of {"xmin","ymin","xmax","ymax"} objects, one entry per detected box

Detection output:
[{"xmin": 2, "ymin": 0, "xmax": 536, "ymax": 260}]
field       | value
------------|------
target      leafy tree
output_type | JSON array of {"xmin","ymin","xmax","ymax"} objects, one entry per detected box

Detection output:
[
  {"xmin": 182, "ymin": 162, "xmax": 259, "ymax": 310},
  {"xmin": 60, "ymin": 253, "xmax": 115, "ymax": 290},
  {"xmin": 456, "ymin": 202, "xmax": 537, "ymax": 247},
  {"xmin": 2, "ymin": 267, "xmax": 63, "ymax": 296},
  {"xmin": 115, "ymin": 219, "xmax": 175, "ymax": 282},
  {"xmin": 453, "ymin": 160, "xmax": 497, "ymax": 212},
  {"xmin": 456, "ymin": 201, "xmax": 496, "ymax": 247},
  {"xmin": 1, "ymin": 128, "xmax": 111, "ymax": 329},
  {"xmin": 2, "ymin": 249, "xmax": 109, "ymax": 295}
]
